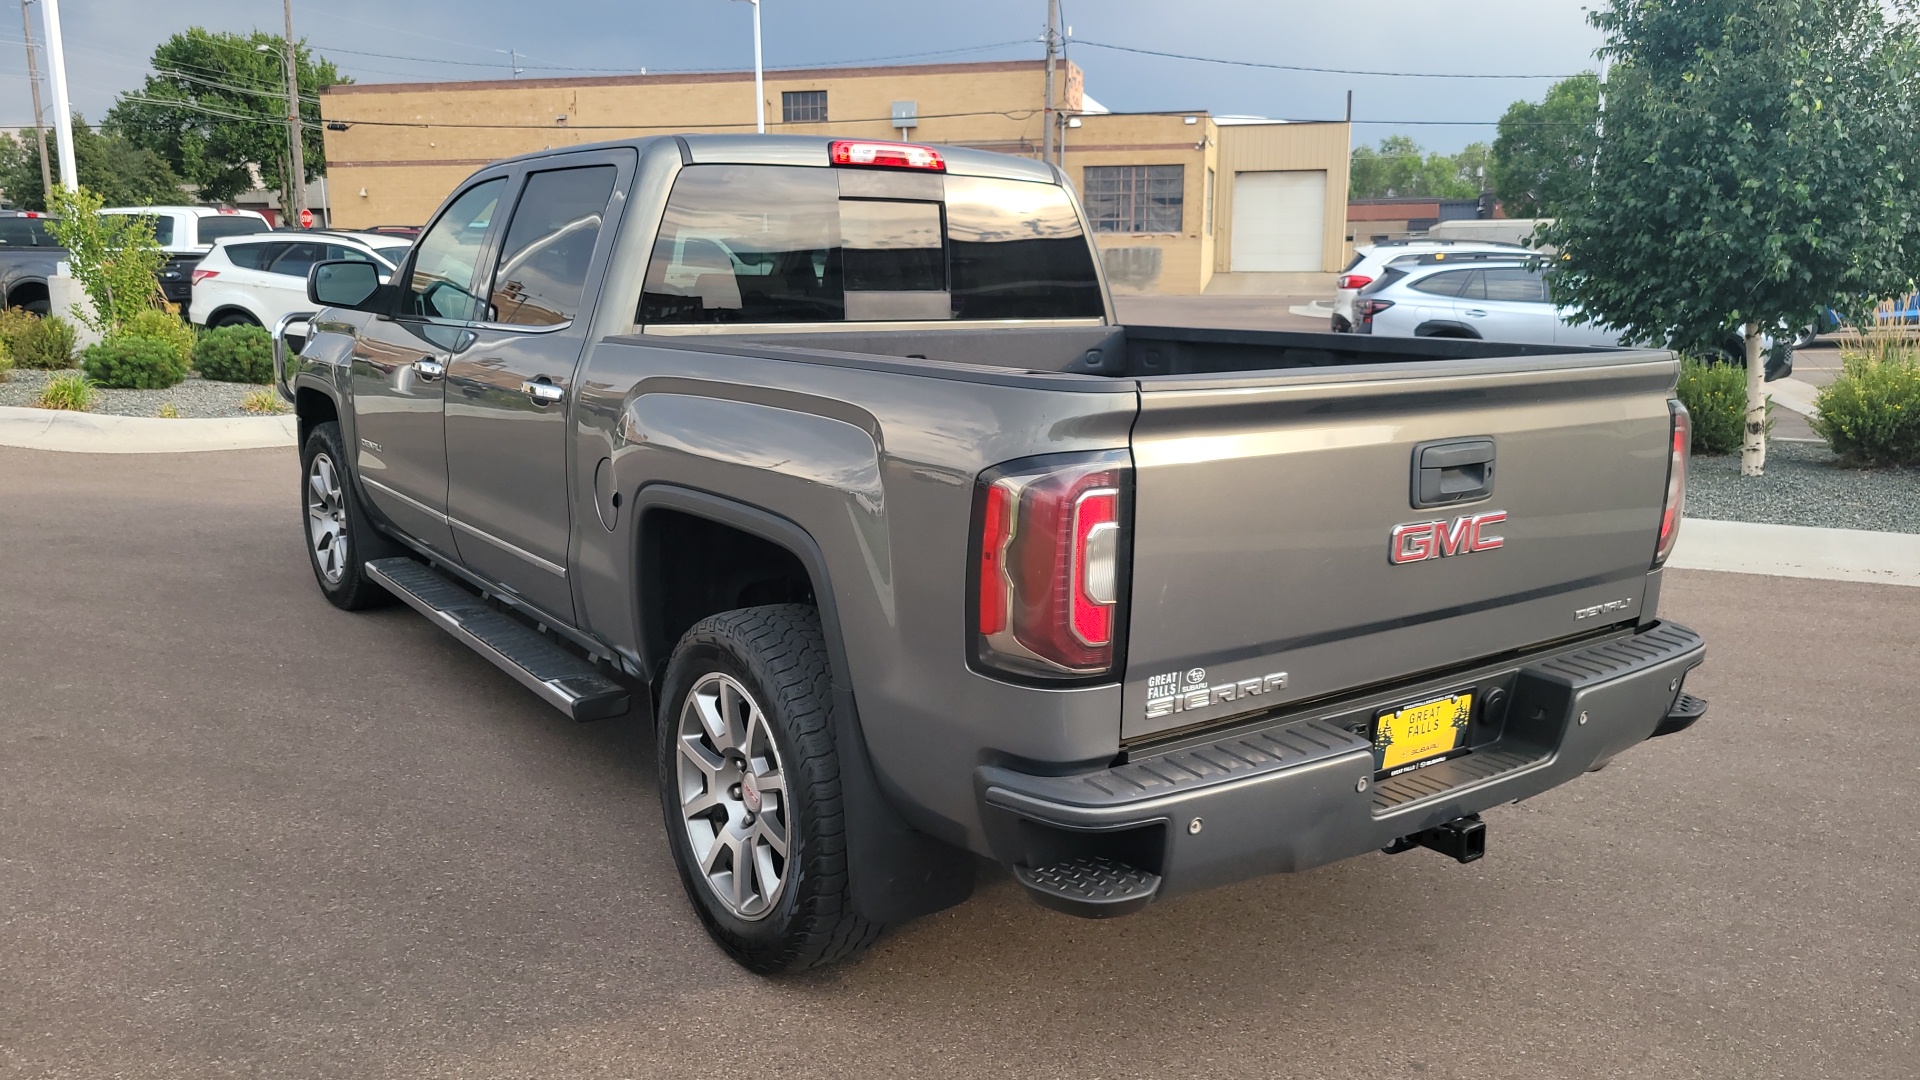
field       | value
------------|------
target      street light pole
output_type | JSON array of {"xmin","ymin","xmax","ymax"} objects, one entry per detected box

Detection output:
[
  {"xmin": 1042, "ymin": 0, "xmax": 1059, "ymax": 165},
  {"xmin": 749, "ymin": 0, "xmax": 764, "ymax": 133},
  {"xmin": 39, "ymin": 0, "xmax": 74, "ymax": 191},
  {"xmin": 283, "ymin": 0, "xmax": 307, "ymax": 224},
  {"xmin": 18, "ymin": 0, "xmax": 51, "ymax": 198}
]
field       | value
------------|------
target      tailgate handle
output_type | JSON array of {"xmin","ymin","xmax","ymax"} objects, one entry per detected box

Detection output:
[{"xmin": 1413, "ymin": 438, "xmax": 1496, "ymax": 508}]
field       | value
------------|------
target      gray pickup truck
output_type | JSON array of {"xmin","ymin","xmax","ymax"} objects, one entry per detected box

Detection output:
[{"xmin": 276, "ymin": 135, "xmax": 1708, "ymax": 973}]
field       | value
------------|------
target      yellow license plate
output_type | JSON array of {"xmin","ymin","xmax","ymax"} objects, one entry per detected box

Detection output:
[{"xmin": 1374, "ymin": 692, "xmax": 1473, "ymax": 776}]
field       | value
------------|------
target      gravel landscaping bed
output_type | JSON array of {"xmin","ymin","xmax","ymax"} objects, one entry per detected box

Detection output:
[
  {"xmin": 0, "ymin": 368, "xmax": 278, "ymax": 418},
  {"xmin": 1688, "ymin": 439, "xmax": 1920, "ymax": 533}
]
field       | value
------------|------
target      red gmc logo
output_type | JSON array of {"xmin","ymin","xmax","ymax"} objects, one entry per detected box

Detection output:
[{"xmin": 1390, "ymin": 511, "xmax": 1507, "ymax": 565}]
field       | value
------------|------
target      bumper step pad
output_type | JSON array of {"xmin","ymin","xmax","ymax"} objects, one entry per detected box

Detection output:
[
  {"xmin": 1015, "ymin": 857, "xmax": 1162, "ymax": 918},
  {"xmin": 365, "ymin": 557, "xmax": 630, "ymax": 722}
]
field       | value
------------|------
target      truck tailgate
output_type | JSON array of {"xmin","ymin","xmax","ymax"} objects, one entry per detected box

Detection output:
[{"xmin": 1122, "ymin": 351, "xmax": 1677, "ymax": 741}]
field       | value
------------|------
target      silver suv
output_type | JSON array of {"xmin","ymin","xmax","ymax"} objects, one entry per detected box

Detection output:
[
  {"xmin": 1355, "ymin": 256, "xmax": 1795, "ymax": 378},
  {"xmin": 1331, "ymin": 239, "xmax": 1530, "ymax": 332}
]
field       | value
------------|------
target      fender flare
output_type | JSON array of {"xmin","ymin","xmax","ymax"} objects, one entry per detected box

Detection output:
[
  {"xmin": 1415, "ymin": 320, "xmax": 1482, "ymax": 339},
  {"xmin": 628, "ymin": 484, "xmax": 976, "ymax": 924}
]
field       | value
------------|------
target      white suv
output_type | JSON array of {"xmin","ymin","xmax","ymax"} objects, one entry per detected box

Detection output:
[
  {"xmin": 191, "ymin": 231, "xmax": 415, "ymax": 332},
  {"xmin": 1331, "ymin": 239, "xmax": 1531, "ymax": 332}
]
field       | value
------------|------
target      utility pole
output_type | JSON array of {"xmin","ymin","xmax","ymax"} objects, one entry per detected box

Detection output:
[
  {"xmin": 1042, "ymin": 0, "xmax": 1060, "ymax": 165},
  {"xmin": 40, "ymin": 0, "xmax": 74, "ymax": 191},
  {"xmin": 283, "ymin": 0, "xmax": 307, "ymax": 223},
  {"xmin": 18, "ymin": 0, "xmax": 51, "ymax": 198}
]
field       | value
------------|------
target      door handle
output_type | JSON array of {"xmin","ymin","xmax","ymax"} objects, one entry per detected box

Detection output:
[
  {"xmin": 413, "ymin": 358, "xmax": 445, "ymax": 380},
  {"xmin": 1464, "ymin": 309, "xmax": 1489, "ymax": 318},
  {"xmin": 522, "ymin": 378, "xmax": 565, "ymax": 406}
]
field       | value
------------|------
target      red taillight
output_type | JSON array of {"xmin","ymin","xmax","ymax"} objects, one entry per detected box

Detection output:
[
  {"xmin": 1359, "ymin": 298, "xmax": 1394, "ymax": 320},
  {"xmin": 191, "ymin": 269, "xmax": 219, "ymax": 286},
  {"xmin": 1654, "ymin": 399, "xmax": 1690, "ymax": 568},
  {"xmin": 1339, "ymin": 274, "xmax": 1374, "ymax": 290},
  {"xmin": 830, "ymin": 140, "xmax": 946, "ymax": 172},
  {"xmin": 22, "ymin": 211, "xmax": 41, "ymax": 218},
  {"xmin": 973, "ymin": 452, "xmax": 1130, "ymax": 681}
]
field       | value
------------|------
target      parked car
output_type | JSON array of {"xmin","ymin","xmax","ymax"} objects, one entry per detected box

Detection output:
[
  {"xmin": 1331, "ymin": 239, "xmax": 1532, "ymax": 332},
  {"xmin": 0, "ymin": 211, "xmax": 62, "ymax": 314},
  {"xmin": 100, "ymin": 206, "xmax": 273, "ymax": 318},
  {"xmin": 277, "ymin": 135, "xmax": 1707, "ymax": 973},
  {"xmin": 193, "ymin": 231, "xmax": 414, "ymax": 334},
  {"xmin": 1356, "ymin": 256, "xmax": 1794, "ymax": 379}
]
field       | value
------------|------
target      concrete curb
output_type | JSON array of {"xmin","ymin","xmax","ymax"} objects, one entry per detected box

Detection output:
[
  {"xmin": 0, "ymin": 405, "xmax": 297, "ymax": 454},
  {"xmin": 1669, "ymin": 517, "xmax": 1920, "ymax": 588}
]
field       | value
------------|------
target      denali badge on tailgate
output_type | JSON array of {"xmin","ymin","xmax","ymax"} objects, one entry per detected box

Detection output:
[{"xmin": 1390, "ymin": 510, "xmax": 1506, "ymax": 565}]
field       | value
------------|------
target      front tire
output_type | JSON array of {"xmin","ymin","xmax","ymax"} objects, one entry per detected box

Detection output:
[
  {"xmin": 657, "ymin": 605, "xmax": 884, "ymax": 974},
  {"xmin": 300, "ymin": 421, "xmax": 396, "ymax": 610}
]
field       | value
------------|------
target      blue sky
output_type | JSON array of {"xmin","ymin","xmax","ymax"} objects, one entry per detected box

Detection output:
[{"xmin": 1, "ymin": 0, "xmax": 1605, "ymax": 154}]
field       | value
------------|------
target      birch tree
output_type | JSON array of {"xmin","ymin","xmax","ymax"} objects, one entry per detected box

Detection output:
[{"xmin": 1542, "ymin": 0, "xmax": 1920, "ymax": 476}]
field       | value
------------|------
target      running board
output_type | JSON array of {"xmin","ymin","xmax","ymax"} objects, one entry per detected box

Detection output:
[{"xmin": 365, "ymin": 557, "xmax": 630, "ymax": 722}]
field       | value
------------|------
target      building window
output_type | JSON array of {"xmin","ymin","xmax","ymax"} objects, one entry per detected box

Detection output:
[
  {"xmin": 1082, "ymin": 165, "xmax": 1184, "ymax": 233},
  {"xmin": 782, "ymin": 90, "xmax": 828, "ymax": 124}
]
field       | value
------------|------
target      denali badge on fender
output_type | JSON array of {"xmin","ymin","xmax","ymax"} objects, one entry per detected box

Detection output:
[{"xmin": 1390, "ymin": 511, "xmax": 1507, "ymax": 565}]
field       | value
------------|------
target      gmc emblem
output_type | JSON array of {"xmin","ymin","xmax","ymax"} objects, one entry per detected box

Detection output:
[{"xmin": 1391, "ymin": 511, "xmax": 1507, "ymax": 565}]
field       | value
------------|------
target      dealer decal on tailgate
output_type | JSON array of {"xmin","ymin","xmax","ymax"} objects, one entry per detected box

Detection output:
[{"xmin": 1145, "ymin": 667, "xmax": 1289, "ymax": 721}]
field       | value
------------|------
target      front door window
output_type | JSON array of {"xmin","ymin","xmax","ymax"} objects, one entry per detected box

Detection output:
[{"xmin": 407, "ymin": 179, "xmax": 506, "ymax": 321}]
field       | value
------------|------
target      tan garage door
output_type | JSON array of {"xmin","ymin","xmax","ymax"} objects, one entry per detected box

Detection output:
[{"xmin": 1230, "ymin": 170, "xmax": 1327, "ymax": 272}]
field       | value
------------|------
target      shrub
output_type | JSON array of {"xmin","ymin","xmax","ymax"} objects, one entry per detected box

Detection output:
[
  {"xmin": 81, "ymin": 334, "xmax": 190, "ymax": 389},
  {"xmin": 1674, "ymin": 355, "xmax": 1760, "ymax": 455},
  {"xmin": 193, "ymin": 323, "xmax": 274, "ymax": 383},
  {"xmin": 240, "ymin": 387, "xmax": 288, "ymax": 414},
  {"xmin": 34, "ymin": 371, "xmax": 95, "ymax": 411},
  {"xmin": 0, "ymin": 306, "xmax": 38, "ymax": 353},
  {"xmin": 123, "ymin": 309, "xmax": 196, "ymax": 368},
  {"xmin": 0, "ymin": 335, "xmax": 12, "ymax": 380},
  {"xmin": 157, "ymin": 401, "xmax": 180, "ymax": 418},
  {"xmin": 1812, "ymin": 347, "xmax": 1920, "ymax": 466},
  {"xmin": 13, "ymin": 313, "xmax": 78, "ymax": 369}
]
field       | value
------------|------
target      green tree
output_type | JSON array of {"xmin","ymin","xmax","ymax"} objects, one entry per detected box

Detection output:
[
  {"xmin": 1542, "ymin": 0, "xmax": 1920, "ymax": 476},
  {"xmin": 103, "ymin": 27, "xmax": 346, "ymax": 205},
  {"xmin": 44, "ymin": 185, "xmax": 167, "ymax": 332},
  {"xmin": 1349, "ymin": 136, "xmax": 1487, "ymax": 200},
  {"xmin": 1491, "ymin": 74, "xmax": 1601, "ymax": 218},
  {"xmin": 0, "ymin": 117, "xmax": 186, "ymax": 211}
]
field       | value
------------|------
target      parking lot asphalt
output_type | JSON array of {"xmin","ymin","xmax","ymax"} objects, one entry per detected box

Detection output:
[{"xmin": 3, "ymin": 444, "xmax": 1916, "ymax": 1080}]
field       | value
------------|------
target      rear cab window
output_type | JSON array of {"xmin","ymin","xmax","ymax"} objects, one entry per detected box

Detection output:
[
  {"xmin": 0, "ymin": 218, "xmax": 55, "ymax": 246},
  {"xmin": 638, "ymin": 164, "xmax": 1104, "ymax": 326},
  {"xmin": 198, "ymin": 215, "xmax": 270, "ymax": 243}
]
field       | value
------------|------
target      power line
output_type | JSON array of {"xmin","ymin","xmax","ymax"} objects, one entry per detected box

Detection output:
[
  {"xmin": 1075, "ymin": 39, "xmax": 1578, "ymax": 79},
  {"xmin": 306, "ymin": 37, "xmax": 1038, "ymax": 76}
]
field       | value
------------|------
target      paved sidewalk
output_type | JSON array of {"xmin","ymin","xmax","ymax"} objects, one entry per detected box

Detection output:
[
  {"xmin": 0, "ymin": 405, "xmax": 297, "ymax": 454},
  {"xmin": 1670, "ymin": 517, "xmax": 1920, "ymax": 587}
]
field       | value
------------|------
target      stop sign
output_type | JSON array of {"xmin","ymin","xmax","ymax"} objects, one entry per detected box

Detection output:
[{"xmin": 298, "ymin": 208, "xmax": 314, "ymax": 229}]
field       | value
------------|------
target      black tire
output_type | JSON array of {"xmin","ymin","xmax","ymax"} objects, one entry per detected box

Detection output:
[
  {"xmin": 656, "ymin": 604, "xmax": 884, "ymax": 973},
  {"xmin": 299, "ymin": 421, "xmax": 397, "ymax": 611},
  {"xmin": 213, "ymin": 310, "xmax": 262, "ymax": 329}
]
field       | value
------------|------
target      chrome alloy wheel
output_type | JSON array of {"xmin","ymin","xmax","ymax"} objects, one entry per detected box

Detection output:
[
  {"xmin": 675, "ymin": 672, "xmax": 792, "ymax": 921},
  {"xmin": 306, "ymin": 451, "xmax": 349, "ymax": 584}
]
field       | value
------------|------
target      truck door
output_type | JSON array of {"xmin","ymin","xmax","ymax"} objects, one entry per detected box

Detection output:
[
  {"xmin": 443, "ymin": 150, "xmax": 631, "ymax": 622},
  {"xmin": 349, "ymin": 175, "xmax": 507, "ymax": 556}
]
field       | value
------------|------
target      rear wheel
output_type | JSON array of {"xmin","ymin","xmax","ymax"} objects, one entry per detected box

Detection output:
[
  {"xmin": 212, "ymin": 310, "xmax": 262, "ymax": 329},
  {"xmin": 300, "ymin": 421, "xmax": 396, "ymax": 610},
  {"xmin": 657, "ymin": 605, "xmax": 884, "ymax": 973}
]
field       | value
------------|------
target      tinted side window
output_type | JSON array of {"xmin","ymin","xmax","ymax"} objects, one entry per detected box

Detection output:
[
  {"xmin": 489, "ymin": 165, "xmax": 616, "ymax": 326},
  {"xmin": 0, "ymin": 220, "xmax": 41, "ymax": 246},
  {"xmin": 1481, "ymin": 267, "xmax": 1548, "ymax": 303},
  {"xmin": 1410, "ymin": 270, "xmax": 1475, "ymax": 298},
  {"xmin": 226, "ymin": 242, "xmax": 280, "ymax": 270},
  {"xmin": 640, "ymin": 166, "xmax": 842, "ymax": 325},
  {"xmin": 268, "ymin": 241, "xmax": 326, "ymax": 278},
  {"xmin": 407, "ymin": 179, "xmax": 506, "ymax": 321},
  {"xmin": 327, "ymin": 244, "xmax": 376, "ymax": 264},
  {"xmin": 199, "ymin": 216, "xmax": 269, "ymax": 242},
  {"xmin": 946, "ymin": 175, "xmax": 1103, "ymax": 320}
]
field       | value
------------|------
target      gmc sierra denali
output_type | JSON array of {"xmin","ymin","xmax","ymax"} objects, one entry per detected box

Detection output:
[{"xmin": 274, "ymin": 135, "xmax": 1708, "ymax": 973}]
